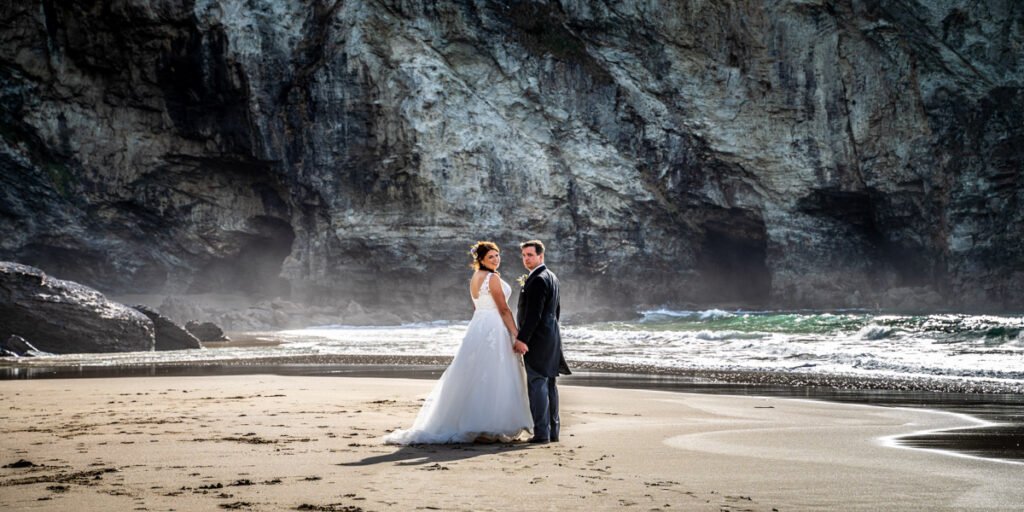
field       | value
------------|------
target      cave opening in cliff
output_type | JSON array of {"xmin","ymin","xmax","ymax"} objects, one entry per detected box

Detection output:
[
  {"xmin": 188, "ymin": 216, "xmax": 294, "ymax": 298},
  {"xmin": 695, "ymin": 210, "xmax": 771, "ymax": 306}
]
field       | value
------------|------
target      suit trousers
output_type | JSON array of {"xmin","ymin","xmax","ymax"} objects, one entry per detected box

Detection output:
[{"xmin": 525, "ymin": 364, "xmax": 559, "ymax": 441}]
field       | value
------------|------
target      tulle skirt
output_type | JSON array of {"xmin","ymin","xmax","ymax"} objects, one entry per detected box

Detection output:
[{"xmin": 383, "ymin": 309, "xmax": 532, "ymax": 444}]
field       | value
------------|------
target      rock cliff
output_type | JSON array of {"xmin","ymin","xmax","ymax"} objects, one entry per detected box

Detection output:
[{"xmin": 1, "ymin": 1, "xmax": 1021, "ymax": 318}]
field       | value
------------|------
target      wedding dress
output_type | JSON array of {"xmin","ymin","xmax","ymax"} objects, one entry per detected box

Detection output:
[{"xmin": 383, "ymin": 273, "xmax": 532, "ymax": 444}]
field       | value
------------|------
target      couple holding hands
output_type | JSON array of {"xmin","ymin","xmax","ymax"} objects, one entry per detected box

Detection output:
[{"xmin": 384, "ymin": 240, "xmax": 570, "ymax": 445}]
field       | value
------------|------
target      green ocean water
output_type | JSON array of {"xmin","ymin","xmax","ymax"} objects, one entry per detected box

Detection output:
[{"xmin": 603, "ymin": 309, "xmax": 1024, "ymax": 343}]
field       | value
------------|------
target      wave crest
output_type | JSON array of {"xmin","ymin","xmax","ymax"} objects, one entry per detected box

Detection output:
[
  {"xmin": 693, "ymin": 330, "xmax": 765, "ymax": 341},
  {"xmin": 856, "ymin": 325, "xmax": 894, "ymax": 340}
]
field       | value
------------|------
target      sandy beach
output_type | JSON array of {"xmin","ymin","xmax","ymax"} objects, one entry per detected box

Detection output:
[{"xmin": 1, "ymin": 375, "xmax": 1021, "ymax": 511}]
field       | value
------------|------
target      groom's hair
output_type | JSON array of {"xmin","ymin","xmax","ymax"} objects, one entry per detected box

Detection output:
[{"xmin": 520, "ymin": 240, "xmax": 545, "ymax": 255}]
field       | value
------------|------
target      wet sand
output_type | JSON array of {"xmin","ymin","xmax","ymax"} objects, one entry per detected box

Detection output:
[
  {"xmin": 2, "ymin": 375, "xmax": 1022, "ymax": 511},
  {"xmin": 5, "ymin": 351, "xmax": 1022, "ymax": 393}
]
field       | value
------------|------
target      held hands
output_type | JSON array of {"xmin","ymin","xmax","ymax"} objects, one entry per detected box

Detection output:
[{"xmin": 512, "ymin": 340, "xmax": 529, "ymax": 355}]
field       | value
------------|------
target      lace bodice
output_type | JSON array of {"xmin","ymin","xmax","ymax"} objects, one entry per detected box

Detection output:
[{"xmin": 473, "ymin": 273, "xmax": 512, "ymax": 311}]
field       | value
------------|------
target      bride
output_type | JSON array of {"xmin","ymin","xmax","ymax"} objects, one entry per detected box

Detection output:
[{"xmin": 383, "ymin": 241, "xmax": 532, "ymax": 444}]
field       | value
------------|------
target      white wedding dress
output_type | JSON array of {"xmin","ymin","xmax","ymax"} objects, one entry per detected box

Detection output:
[{"xmin": 383, "ymin": 273, "xmax": 532, "ymax": 444}]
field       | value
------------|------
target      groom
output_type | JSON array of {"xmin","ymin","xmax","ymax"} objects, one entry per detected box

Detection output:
[{"xmin": 513, "ymin": 240, "xmax": 571, "ymax": 444}]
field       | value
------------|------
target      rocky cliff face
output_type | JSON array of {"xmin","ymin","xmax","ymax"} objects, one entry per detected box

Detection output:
[{"xmin": 1, "ymin": 0, "xmax": 1022, "ymax": 319}]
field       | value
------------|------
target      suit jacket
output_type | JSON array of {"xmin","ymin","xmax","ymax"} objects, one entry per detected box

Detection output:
[{"xmin": 516, "ymin": 265, "xmax": 571, "ymax": 377}]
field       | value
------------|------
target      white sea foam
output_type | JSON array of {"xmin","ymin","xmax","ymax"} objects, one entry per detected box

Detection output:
[
  {"xmin": 693, "ymin": 330, "xmax": 765, "ymax": 341},
  {"xmin": 639, "ymin": 309, "xmax": 697, "ymax": 321},
  {"xmin": 856, "ymin": 324, "xmax": 894, "ymax": 340},
  {"xmin": 699, "ymin": 309, "xmax": 735, "ymax": 320},
  {"xmin": 6, "ymin": 312, "xmax": 1024, "ymax": 386}
]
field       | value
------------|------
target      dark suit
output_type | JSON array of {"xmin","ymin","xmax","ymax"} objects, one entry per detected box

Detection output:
[{"xmin": 516, "ymin": 264, "xmax": 570, "ymax": 441}]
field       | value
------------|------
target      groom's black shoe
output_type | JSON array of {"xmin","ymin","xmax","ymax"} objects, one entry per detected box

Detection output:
[{"xmin": 527, "ymin": 436, "xmax": 550, "ymax": 444}]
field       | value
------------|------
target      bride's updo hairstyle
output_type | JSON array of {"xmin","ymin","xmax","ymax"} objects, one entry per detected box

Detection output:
[{"xmin": 469, "ymin": 241, "xmax": 500, "ymax": 272}]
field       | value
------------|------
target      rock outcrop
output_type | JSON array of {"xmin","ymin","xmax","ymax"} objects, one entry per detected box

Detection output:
[
  {"xmin": 0, "ymin": 1, "xmax": 1021, "ymax": 315},
  {"xmin": 184, "ymin": 321, "xmax": 229, "ymax": 342},
  {"xmin": 1, "ymin": 335, "xmax": 51, "ymax": 357},
  {"xmin": 0, "ymin": 262, "xmax": 155, "ymax": 353},
  {"xmin": 132, "ymin": 304, "xmax": 203, "ymax": 351}
]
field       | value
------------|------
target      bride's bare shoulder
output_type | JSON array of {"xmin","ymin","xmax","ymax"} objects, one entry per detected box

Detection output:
[{"xmin": 469, "ymin": 270, "xmax": 487, "ymax": 297}]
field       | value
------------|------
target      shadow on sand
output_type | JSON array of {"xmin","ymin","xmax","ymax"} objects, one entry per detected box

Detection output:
[{"xmin": 339, "ymin": 441, "xmax": 534, "ymax": 467}]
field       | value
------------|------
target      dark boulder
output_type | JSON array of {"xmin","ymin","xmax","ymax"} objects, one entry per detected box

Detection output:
[
  {"xmin": 0, "ymin": 334, "xmax": 51, "ymax": 357},
  {"xmin": 2, "ymin": 460, "xmax": 39, "ymax": 468},
  {"xmin": 0, "ymin": 262, "xmax": 154, "ymax": 354},
  {"xmin": 132, "ymin": 305, "xmax": 203, "ymax": 351},
  {"xmin": 185, "ymin": 321, "xmax": 230, "ymax": 342}
]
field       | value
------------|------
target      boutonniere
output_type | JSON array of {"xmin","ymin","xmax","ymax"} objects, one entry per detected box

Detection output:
[{"xmin": 516, "ymin": 274, "xmax": 528, "ymax": 287}]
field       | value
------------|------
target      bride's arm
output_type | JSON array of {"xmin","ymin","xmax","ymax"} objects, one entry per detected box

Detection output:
[{"xmin": 488, "ymin": 273, "xmax": 519, "ymax": 340}]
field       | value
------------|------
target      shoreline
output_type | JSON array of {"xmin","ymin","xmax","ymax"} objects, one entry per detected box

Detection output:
[
  {"xmin": 1, "ymin": 356, "xmax": 1022, "ymax": 464},
  {"xmin": 1, "ymin": 375, "xmax": 1021, "ymax": 511},
  {"xmin": 3, "ymin": 353, "xmax": 1022, "ymax": 393}
]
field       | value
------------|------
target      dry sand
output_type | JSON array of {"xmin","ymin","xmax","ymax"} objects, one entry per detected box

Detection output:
[{"xmin": 1, "ymin": 375, "xmax": 1021, "ymax": 511}]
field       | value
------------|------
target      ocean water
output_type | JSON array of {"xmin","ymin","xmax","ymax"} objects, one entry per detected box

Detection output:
[
  {"xmin": 574, "ymin": 309, "xmax": 1024, "ymax": 383},
  {"xmin": 5, "ymin": 309, "xmax": 1023, "ymax": 388}
]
